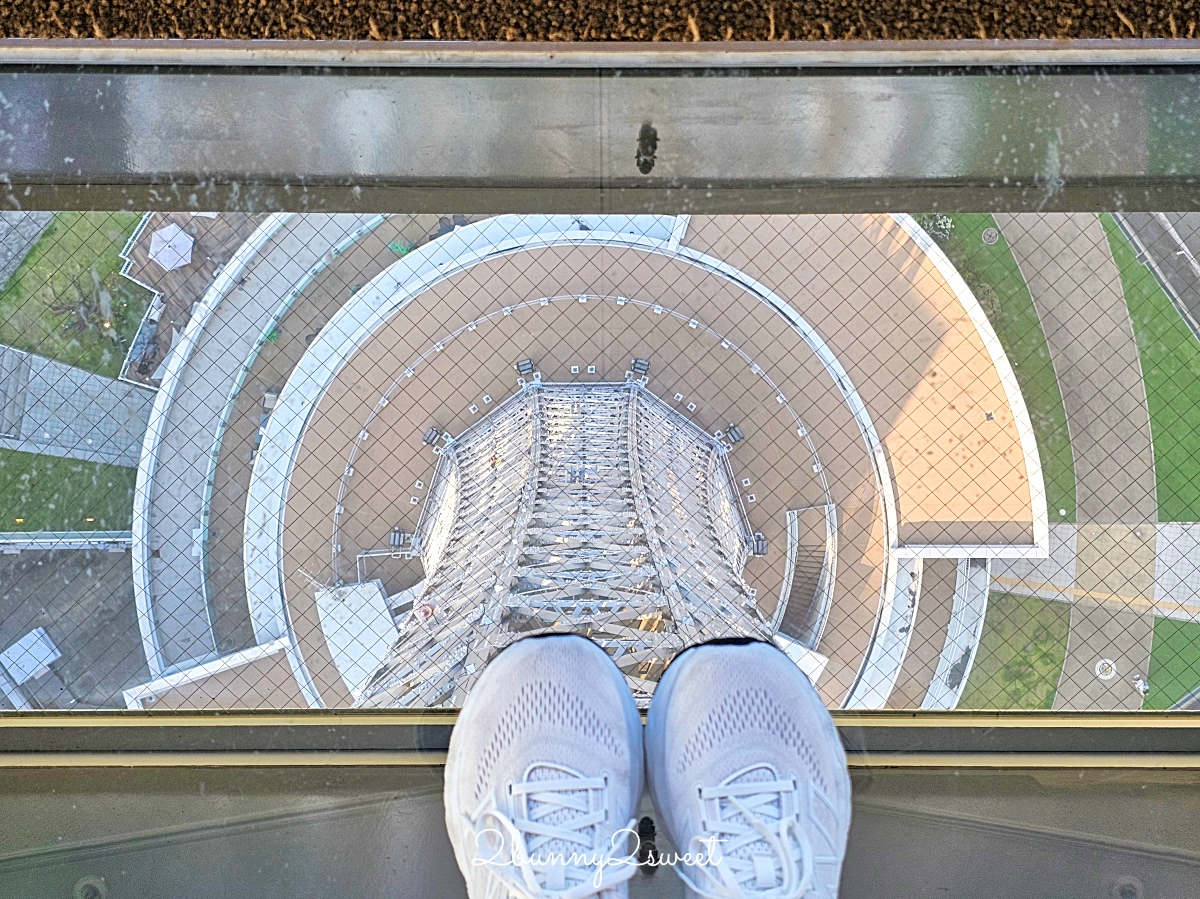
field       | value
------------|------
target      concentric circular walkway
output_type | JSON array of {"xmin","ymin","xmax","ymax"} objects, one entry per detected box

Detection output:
[{"xmin": 129, "ymin": 213, "xmax": 1045, "ymax": 710}]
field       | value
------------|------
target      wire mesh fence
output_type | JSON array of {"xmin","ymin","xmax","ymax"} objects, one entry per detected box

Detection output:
[{"xmin": 0, "ymin": 208, "xmax": 1197, "ymax": 713}]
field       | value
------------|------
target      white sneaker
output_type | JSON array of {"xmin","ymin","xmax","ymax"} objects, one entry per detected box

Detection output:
[
  {"xmin": 445, "ymin": 635, "xmax": 644, "ymax": 898},
  {"xmin": 645, "ymin": 640, "xmax": 852, "ymax": 899}
]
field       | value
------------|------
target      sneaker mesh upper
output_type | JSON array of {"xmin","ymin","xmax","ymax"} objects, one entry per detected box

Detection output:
[
  {"xmin": 677, "ymin": 687, "xmax": 827, "ymax": 795},
  {"xmin": 475, "ymin": 677, "xmax": 623, "ymax": 804}
]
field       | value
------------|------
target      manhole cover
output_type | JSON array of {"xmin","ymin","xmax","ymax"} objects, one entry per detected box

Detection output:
[
  {"xmin": 1095, "ymin": 659, "xmax": 1118, "ymax": 680},
  {"xmin": 981, "ymin": 227, "xmax": 1000, "ymax": 245}
]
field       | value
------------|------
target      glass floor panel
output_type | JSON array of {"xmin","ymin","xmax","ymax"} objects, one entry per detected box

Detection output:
[
  {"xmin": 0, "ymin": 764, "xmax": 1195, "ymax": 898},
  {"xmin": 1, "ymin": 209, "xmax": 1199, "ymax": 714}
]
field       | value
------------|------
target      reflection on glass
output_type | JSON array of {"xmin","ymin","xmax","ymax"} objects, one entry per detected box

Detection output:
[{"xmin": 0, "ymin": 766, "xmax": 1196, "ymax": 898}]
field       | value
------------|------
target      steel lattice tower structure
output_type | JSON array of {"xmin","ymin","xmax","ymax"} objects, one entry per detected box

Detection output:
[{"xmin": 356, "ymin": 379, "xmax": 771, "ymax": 708}]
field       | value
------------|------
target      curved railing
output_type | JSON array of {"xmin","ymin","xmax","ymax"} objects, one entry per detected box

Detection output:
[
  {"xmin": 922, "ymin": 558, "xmax": 991, "ymax": 709},
  {"xmin": 197, "ymin": 214, "xmax": 389, "ymax": 636},
  {"xmin": 131, "ymin": 213, "xmax": 292, "ymax": 677}
]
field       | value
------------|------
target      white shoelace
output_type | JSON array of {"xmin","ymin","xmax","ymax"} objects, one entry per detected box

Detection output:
[
  {"xmin": 675, "ymin": 773, "xmax": 814, "ymax": 899},
  {"xmin": 468, "ymin": 768, "xmax": 638, "ymax": 899}
]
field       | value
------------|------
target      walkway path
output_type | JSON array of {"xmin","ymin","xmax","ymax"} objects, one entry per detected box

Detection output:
[
  {"xmin": 0, "ymin": 212, "xmax": 52, "ymax": 291},
  {"xmin": 886, "ymin": 558, "xmax": 957, "ymax": 709},
  {"xmin": 142, "ymin": 214, "xmax": 378, "ymax": 672},
  {"xmin": 0, "ymin": 344, "xmax": 152, "ymax": 466},
  {"xmin": 994, "ymin": 522, "xmax": 1200, "ymax": 622},
  {"xmin": 996, "ymin": 213, "xmax": 1157, "ymax": 710}
]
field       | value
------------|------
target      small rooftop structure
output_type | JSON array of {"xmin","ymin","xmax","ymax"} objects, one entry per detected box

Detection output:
[
  {"xmin": 0, "ymin": 627, "xmax": 61, "ymax": 685},
  {"xmin": 315, "ymin": 581, "xmax": 400, "ymax": 702}
]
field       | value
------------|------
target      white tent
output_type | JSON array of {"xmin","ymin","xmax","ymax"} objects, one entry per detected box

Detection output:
[{"xmin": 148, "ymin": 223, "xmax": 195, "ymax": 271}]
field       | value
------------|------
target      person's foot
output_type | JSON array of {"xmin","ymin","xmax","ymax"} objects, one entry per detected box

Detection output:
[
  {"xmin": 645, "ymin": 640, "xmax": 852, "ymax": 898},
  {"xmin": 444, "ymin": 635, "xmax": 644, "ymax": 897}
]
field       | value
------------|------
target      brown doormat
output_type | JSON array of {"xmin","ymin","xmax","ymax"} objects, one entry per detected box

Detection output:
[{"xmin": 1, "ymin": 1, "xmax": 1196, "ymax": 42}]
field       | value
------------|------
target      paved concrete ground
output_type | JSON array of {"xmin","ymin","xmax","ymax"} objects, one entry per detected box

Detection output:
[
  {"xmin": 0, "ymin": 345, "xmax": 152, "ymax": 466},
  {"xmin": 886, "ymin": 558, "xmax": 957, "ymax": 709},
  {"xmin": 0, "ymin": 212, "xmax": 52, "ymax": 292},
  {"xmin": 0, "ymin": 549, "xmax": 148, "ymax": 708},
  {"xmin": 1116, "ymin": 212, "xmax": 1200, "ymax": 339},
  {"xmin": 994, "ymin": 522, "xmax": 1200, "ymax": 621},
  {"xmin": 145, "ymin": 214, "xmax": 378, "ymax": 670},
  {"xmin": 996, "ymin": 213, "xmax": 1158, "ymax": 710},
  {"xmin": 1053, "ymin": 599, "xmax": 1154, "ymax": 710},
  {"xmin": 1156, "ymin": 524, "xmax": 1200, "ymax": 617},
  {"xmin": 996, "ymin": 213, "xmax": 1156, "ymax": 525},
  {"xmin": 1057, "ymin": 523, "xmax": 1156, "ymax": 710},
  {"xmin": 990, "ymin": 523, "xmax": 1078, "ymax": 604}
]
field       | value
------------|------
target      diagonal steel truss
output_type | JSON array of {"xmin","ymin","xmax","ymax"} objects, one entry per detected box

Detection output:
[{"xmin": 357, "ymin": 379, "xmax": 770, "ymax": 708}]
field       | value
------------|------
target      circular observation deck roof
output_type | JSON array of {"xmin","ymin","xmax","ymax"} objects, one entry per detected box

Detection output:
[{"xmin": 243, "ymin": 213, "xmax": 1044, "ymax": 710}]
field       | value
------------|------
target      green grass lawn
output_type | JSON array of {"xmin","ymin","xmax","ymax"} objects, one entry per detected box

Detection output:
[
  {"xmin": 0, "ymin": 449, "xmax": 136, "ymax": 531},
  {"xmin": 958, "ymin": 592, "xmax": 1072, "ymax": 710},
  {"xmin": 0, "ymin": 212, "xmax": 152, "ymax": 378},
  {"xmin": 931, "ymin": 214, "xmax": 1077, "ymax": 523},
  {"xmin": 1102, "ymin": 214, "xmax": 1200, "ymax": 522},
  {"xmin": 1144, "ymin": 617, "xmax": 1200, "ymax": 709}
]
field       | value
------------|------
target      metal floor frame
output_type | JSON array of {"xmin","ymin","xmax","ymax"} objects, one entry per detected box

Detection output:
[
  {"xmin": 3, "ymin": 37, "xmax": 1200, "ymax": 213},
  {"xmin": 2, "ymin": 37, "xmax": 1200, "ymax": 762}
]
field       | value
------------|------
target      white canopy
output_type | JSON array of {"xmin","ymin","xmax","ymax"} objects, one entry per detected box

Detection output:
[{"xmin": 148, "ymin": 223, "xmax": 195, "ymax": 271}]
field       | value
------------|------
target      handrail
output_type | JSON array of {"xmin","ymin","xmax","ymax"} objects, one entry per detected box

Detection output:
[{"xmin": 1, "ymin": 709, "xmax": 1199, "ymax": 768}]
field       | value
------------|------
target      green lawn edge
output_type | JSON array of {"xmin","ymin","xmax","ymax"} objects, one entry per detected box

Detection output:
[
  {"xmin": 1101, "ymin": 213, "xmax": 1200, "ymax": 522},
  {"xmin": 0, "ymin": 448, "xmax": 136, "ymax": 532},
  {"xmin": 1145, "ymin": 616, "xmax": 1200, "ymax": 710},
  {"xmin": 932, "ymin": 214, "xmax": 1077, "ymax": 524},
  {"xmin": 958, "ymin": 592, "xmax": 1071, "ymax": 710},
  {"xmin": 0, "ymin": 211, "xmax": 152, "ymax": 379}
]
